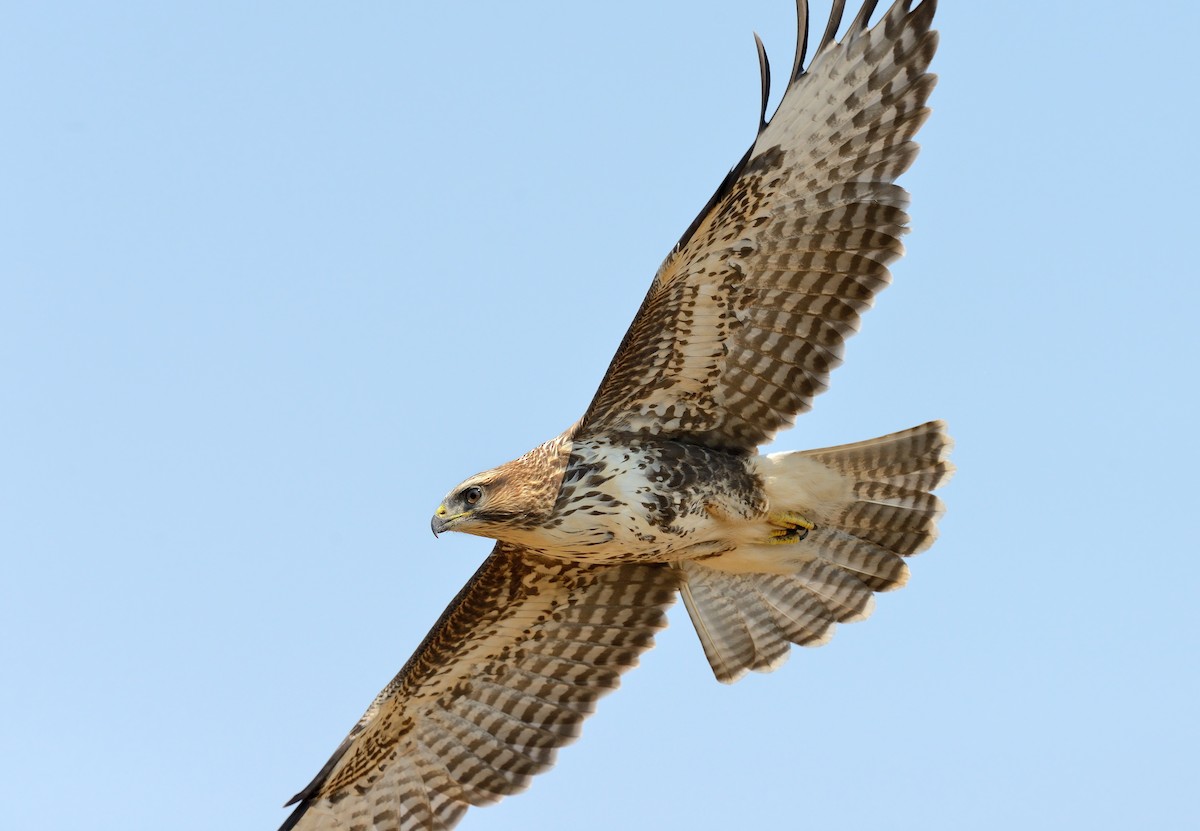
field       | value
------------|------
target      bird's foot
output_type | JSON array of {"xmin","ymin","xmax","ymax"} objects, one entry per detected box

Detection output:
[{"xmin": 764, "ymin": 510, "xmax": 816, "ymax": 545}]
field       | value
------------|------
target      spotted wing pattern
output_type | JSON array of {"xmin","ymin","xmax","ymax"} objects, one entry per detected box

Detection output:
[
  {"xmin": 281, "ymin": 544, "xmax": 678, "ymax": 831},
  {"xmin": 579, "ymin": 0, "xmax": 939, "ymax": 451}
]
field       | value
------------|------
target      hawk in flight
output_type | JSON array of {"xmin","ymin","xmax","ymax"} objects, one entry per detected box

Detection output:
[{"xmin": 282, "ymin": 1, "xmax": 949, "ymax": 828}]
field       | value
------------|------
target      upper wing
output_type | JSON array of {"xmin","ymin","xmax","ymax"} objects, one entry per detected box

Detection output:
[
  {"xmin": 578, "ymin": 0, "xmax": 939, "ymax": 451},
  {"xmin": 280, "ymin": 544, "xmax": 678, "ymax": 831}
]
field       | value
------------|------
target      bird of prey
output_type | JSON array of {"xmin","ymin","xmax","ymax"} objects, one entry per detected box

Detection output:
[{"xmin": 281, "ymin": 1, "xmax": 949, "ymax": 829}]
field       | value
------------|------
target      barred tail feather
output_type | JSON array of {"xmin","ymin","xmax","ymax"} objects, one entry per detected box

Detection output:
[
  {"xmin": 806, "ymin": 419, "xmax": 953, "ymax": 561},
  {"xmin": 679, "ymin": 420, "xmax": 953, "ymax": 683}
]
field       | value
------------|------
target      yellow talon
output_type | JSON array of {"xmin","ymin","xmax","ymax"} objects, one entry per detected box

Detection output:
[
  {"xmin": 765, "ymin": 510, "xmax": 816, "ymax": 544},
  {"xmin": 770, "ymin": 510, "xmax": 815, "ymax": 530}
]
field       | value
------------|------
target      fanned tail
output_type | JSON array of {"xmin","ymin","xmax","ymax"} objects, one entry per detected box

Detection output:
[{"xmin": 679, "ymin": 420, "xmax": 954, "ymax": 683}]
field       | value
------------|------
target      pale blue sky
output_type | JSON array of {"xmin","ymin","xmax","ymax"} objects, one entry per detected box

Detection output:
[{"xmin": 3, "ymin": 2, "xmax": 1197, "ymax": 829}]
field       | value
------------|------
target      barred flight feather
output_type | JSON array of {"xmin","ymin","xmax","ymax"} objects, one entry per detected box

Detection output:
[
  {"xmin": 577, "ymin": 5, "xmax": 942, "ymax": 450},
  {"xmin": 281, "ymin": 550, "xmax": 677, "ymax": 830}
]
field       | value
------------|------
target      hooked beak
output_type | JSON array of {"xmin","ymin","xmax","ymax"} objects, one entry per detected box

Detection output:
[{"xmin": 431, "ymin": 505, "xmax": 455, "ymax": 537}]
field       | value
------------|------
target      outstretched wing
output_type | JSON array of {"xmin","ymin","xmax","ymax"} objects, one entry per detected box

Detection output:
[
  {"xmin": 281, "ymin": 544, "xmax": 678, "ymax": 831},
  {"xmin": 579, "ymin": 0, "xmax": 939, "ymax": 451}
]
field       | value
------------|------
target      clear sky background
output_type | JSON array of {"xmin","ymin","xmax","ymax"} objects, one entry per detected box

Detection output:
[{"xmin": 3, "ymin": 2, "xmax": 1197, "ymax": 829}]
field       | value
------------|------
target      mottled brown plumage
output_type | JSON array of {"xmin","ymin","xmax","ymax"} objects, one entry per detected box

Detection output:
[
  {"xmin": 283, "ymin": 548, "xmax": 678, "ymax": 831},
  {"xmin": 283, "ymin": 3, "xmax": 950, "ymax": 829}
]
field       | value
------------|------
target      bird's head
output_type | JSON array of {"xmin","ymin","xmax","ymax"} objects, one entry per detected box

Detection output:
[
  {"xmin": 431, "ymin": 468, "xmax": 524, "ymax": 538},
  {"xmin": 431, "ymin": 434, "xmax": 573, "ymax": 540}
]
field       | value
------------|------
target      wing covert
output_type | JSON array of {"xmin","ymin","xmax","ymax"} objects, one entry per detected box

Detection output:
[
  {"xmin": 578, "ymin": 0, "xmax": 938, "ymax": 451},
  {"xmin": 281, "ymin": 544, "xmax": 679, "ymax": 831}
]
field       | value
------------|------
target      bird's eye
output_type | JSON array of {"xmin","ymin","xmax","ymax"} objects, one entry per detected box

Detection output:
[{"xmin": 463, "ymin": 486, "xmax": 483, "ymax": 505}]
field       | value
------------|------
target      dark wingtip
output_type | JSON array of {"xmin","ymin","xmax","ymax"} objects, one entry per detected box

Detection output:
[
  {"xmin": 277, "ymin": 799, "xmax": 309, "ymax": 831},
  {"xmin": 913, "ymin": 0, "xmax": 938, "ymax": 28},
  {"xmin": 790, "ymin": 0, "xmax": 810, "ymax": 84},
  {"xmin": 753, "ymin": 32, "xmax": 770, "ymax": 133},
  {"xmin": 277, "ymin": 732, "xmax": 357, "ymax": 829},
  {"xmin": 670, "ymin": 0, "xmax": 938, "ymax": 259},
  {"xmin": 848, "ymin": 0, "xmax": 881, "ymax": 34},
  {"xmin": 814, "ymin": 0, "xmax": 848, "ymax": 58}
]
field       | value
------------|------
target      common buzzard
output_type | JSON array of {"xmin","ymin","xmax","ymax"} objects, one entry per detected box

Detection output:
[{"xmin": 282, "ymin": 2, "xmax": 949, "ymax": 828}]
